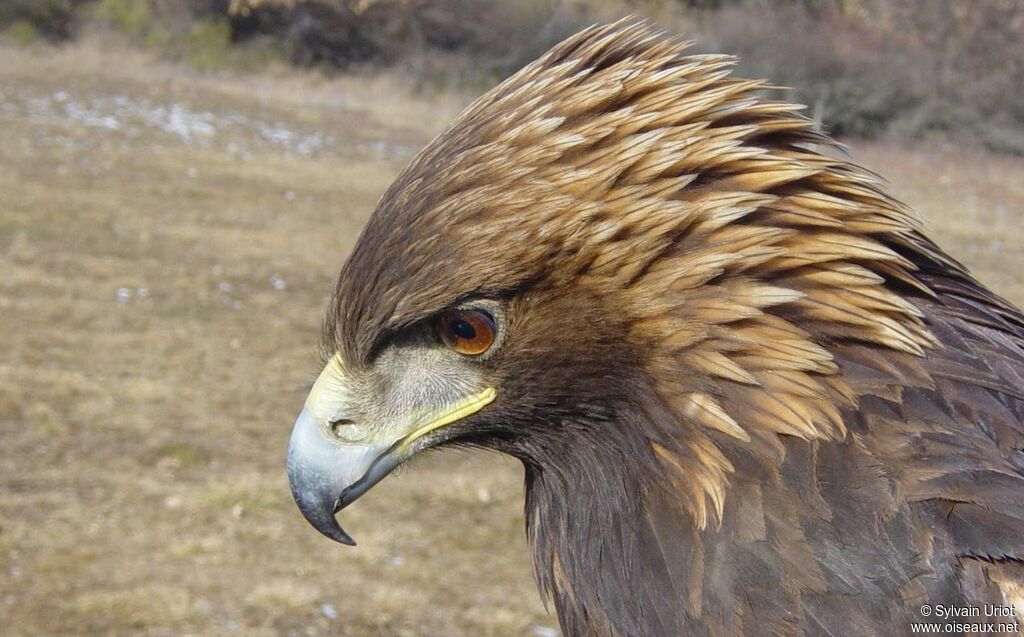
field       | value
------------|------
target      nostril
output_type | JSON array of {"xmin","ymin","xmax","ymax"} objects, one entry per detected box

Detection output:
[{"xmin": 328, "ymin": 419, "xmax": 368, "ymax": 443}]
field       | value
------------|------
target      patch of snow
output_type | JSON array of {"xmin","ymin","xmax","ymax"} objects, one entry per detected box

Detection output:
[
  {"xmin": 320, "ymin": 603, "xmax": 338, "ymax": 620},
  {"xmin": 1, "ymin": 87, "xmax": 343, "ymax": 157}
]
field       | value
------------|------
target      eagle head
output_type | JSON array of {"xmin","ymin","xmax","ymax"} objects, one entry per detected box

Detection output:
[{"xmin": 284, "ymin": 20, "xmax": 956, "ymax": 627}]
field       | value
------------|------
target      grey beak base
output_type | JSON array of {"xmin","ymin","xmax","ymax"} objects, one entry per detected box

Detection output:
[{"xmin": 285, "ymin": 407, "xmax": 388, "ymax": 546}]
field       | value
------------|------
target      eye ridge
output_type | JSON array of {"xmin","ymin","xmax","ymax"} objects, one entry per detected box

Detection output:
[{"xmin": 435, "ymin": 308, "xmax": 496, "ymax": 356}]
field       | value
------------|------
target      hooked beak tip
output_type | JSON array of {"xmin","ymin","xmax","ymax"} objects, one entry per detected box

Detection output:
[
  {"xmin": 320, "ymin": 518, "xmax": 357, "ymax": 546},
  {"xmin": 288, "ymin": 486, "xmax": 358, "ymax": 546}
]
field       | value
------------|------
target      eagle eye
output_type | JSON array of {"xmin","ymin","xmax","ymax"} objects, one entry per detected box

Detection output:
[{"xmin": 435, "ymin": 309, "xmax": 496, "ymax": 356}]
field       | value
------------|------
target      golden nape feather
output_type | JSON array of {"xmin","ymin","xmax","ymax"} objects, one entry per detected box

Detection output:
[{"xmin": 289, "ymin": 19, "xmax": 1024, "ymax": 637}]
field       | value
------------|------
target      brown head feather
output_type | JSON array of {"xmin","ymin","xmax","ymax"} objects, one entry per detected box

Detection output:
[{"xmin": 328, "ymin": 20, "xmax": 960, "ymax": 528}]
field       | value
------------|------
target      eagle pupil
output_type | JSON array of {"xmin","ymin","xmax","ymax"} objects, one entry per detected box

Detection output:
[{"xmin": 452, "ymin": 318, "xmax": 476, "ymax": 340}]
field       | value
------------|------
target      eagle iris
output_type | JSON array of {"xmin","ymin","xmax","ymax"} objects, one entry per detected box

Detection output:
[{"xmin": 435, "ymin": 309, "xmax": 495, "ymax": 356}]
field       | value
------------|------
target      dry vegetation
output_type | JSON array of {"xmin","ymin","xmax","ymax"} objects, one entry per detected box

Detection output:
[
  {"xmin": 1, "ymin": 38, "xmax": 1022, "ymax": 637},
  {"xmin": 4, "ymin": 1, "xmax": 1024, "ymax": 152}
]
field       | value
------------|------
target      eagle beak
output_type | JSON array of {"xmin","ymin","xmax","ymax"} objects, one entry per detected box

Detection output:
[
  {"xmin": 286, "ymin": 355, "xmax": 496, "ymax": 545},
  {"xmin": 286, "ymin": 406, "xmax": 396, "ymax": 545}
]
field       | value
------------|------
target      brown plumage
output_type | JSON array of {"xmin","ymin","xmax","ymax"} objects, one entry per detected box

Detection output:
[{"xmin": 288, "ymin": 20, "xmax": 1024, "ymax": 637}]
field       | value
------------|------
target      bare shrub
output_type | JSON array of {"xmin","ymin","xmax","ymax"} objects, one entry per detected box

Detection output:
[
  {"xmin": 0, "ymin": 0, "xmax": 91, "ymax": 40},
  {"xmin": 700, "ymin": 0, "xmax": 1024, "ymax": 152}
]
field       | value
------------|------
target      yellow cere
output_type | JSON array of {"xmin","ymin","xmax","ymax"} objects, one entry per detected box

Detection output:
[
  {"xmin": 304, "ymin": 353, "xmax": 496, "ymax": 446},
  {"xmin": 305, "ymin": 354, "xmax": 350, "ymax": 424},
  {"xmin": 401, "ymin": 387, "xmax": 498, "ymax": 450}
]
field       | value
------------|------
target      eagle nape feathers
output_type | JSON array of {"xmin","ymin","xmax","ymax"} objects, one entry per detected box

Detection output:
[{"xmin": 284, "ymin": 20, "xmax": 1024, "ymax": 637}]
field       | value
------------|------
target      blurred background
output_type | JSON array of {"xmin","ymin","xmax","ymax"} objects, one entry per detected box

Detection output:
[{"xmin": 0, "ymin": 1, "xmax": 1022, "ymax": 635}]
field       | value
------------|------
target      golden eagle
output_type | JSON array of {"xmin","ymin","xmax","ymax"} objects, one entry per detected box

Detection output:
[{"xmin": 285, "ymin": 21, "xmax": 1024, "ymax": 637}]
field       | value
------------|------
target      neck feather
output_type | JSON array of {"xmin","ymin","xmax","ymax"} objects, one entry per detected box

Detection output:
[{"xmin": 523, "ymin": 409, "xmax": 702, "ymax": 637}]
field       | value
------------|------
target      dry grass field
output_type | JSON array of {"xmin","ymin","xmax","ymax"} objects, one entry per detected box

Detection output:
[{"xmin": 1, "ymin": 42, "xmax": 1022, "ymax": 637}]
